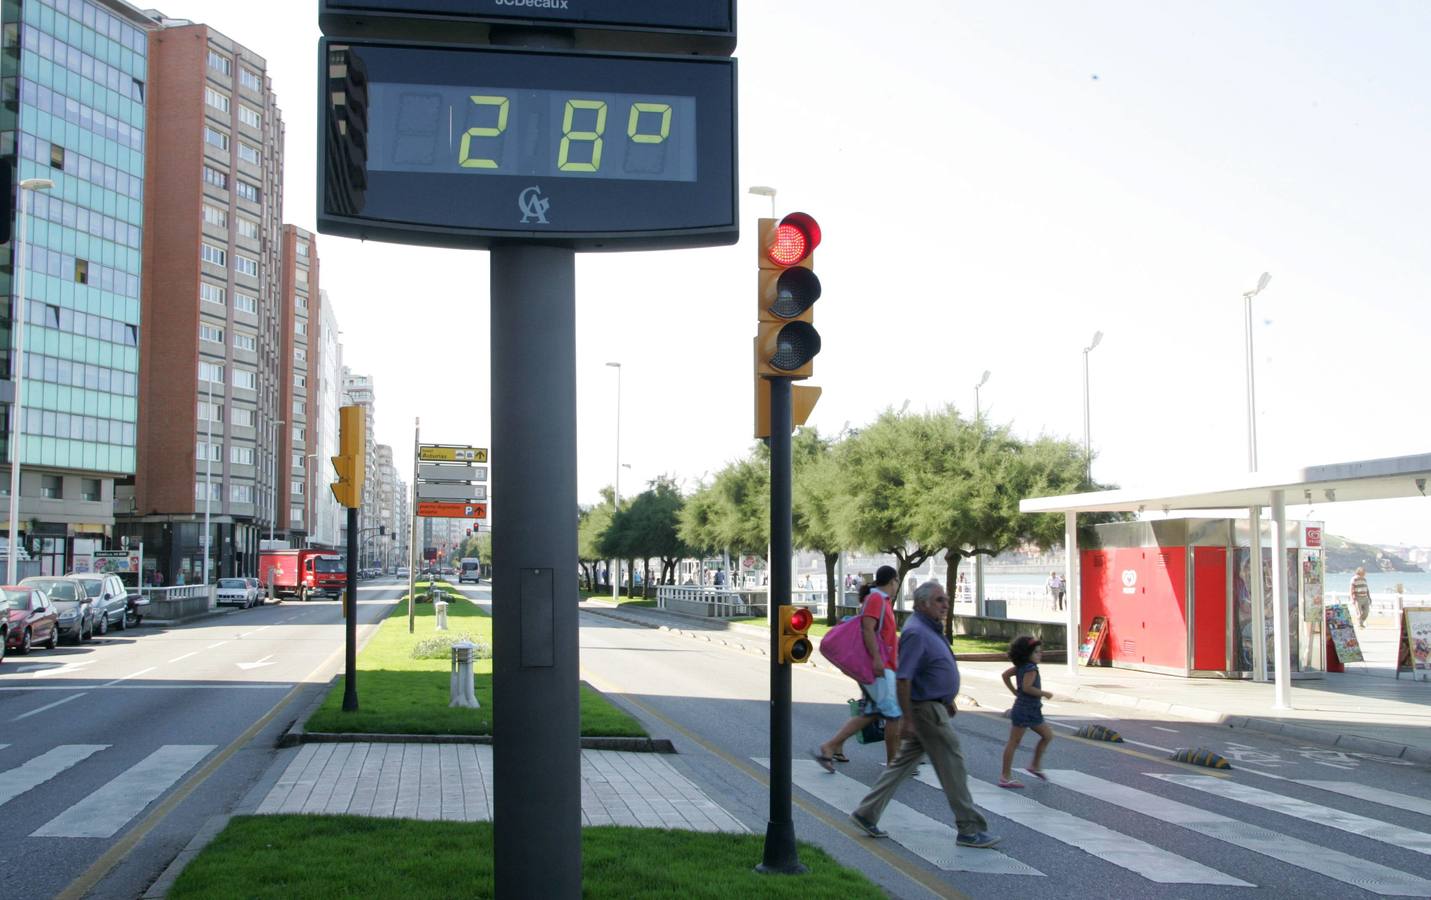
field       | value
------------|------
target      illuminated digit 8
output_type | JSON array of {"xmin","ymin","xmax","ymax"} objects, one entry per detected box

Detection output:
[
  {"xmin": 458, "ymin": 95, "xmax": 509, "ymax": 169},
  {"xmin": 558, "ymin": 99, "xmax": 607, "ymax": 172},
  {"xmin": 627, "ymin": 102, "xmax": 672, "ymax": 144}
]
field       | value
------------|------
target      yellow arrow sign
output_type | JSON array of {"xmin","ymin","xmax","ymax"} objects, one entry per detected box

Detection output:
[{"xmin": 418, "ymin": 445, "xmax": 488, "ymax": 463}]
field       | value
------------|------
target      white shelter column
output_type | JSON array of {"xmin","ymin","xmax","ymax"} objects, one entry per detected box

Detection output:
[
  {"xmin": 1065, "ymin": 510, "xmax": 1079, "ymax": 678},
  {"xmin": 1270, "ymin": 490, "xmax": 1292, "ymax": 709},
  {"xmin": 1249, "ymin": 506, "xmax": 1266, "ymax": 683}
]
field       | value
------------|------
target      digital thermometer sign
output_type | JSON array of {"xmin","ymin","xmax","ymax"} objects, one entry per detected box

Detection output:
[{"xmin": 319, "ymin": 40, "xmax": 737, "ymax": 250}]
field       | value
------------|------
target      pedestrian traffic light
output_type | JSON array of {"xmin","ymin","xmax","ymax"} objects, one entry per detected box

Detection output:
[
  {"xmin": 756, "ymin": 212, "xmax": 822, "ymax": 379},
  {"xmin": 330, "ymin": 404, "xmax": 365, "ymax": 508},
  {"xmin": 778, "ymin": 605, "xmax": 814, "ymax": 664}
]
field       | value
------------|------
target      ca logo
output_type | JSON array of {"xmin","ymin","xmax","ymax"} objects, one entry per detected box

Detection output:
[{"xmin": 518, "ymin": 186, "xmax": 550, "ymax": 224}]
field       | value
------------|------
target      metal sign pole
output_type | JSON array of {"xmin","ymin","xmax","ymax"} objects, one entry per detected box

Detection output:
[
  {"xmin": 343, "ymin": 504, "xmax": 359, "ymax": 711},
  {"xmin": 409, "ymin": 417, "xmax": 419, "ymax": 634},
  {"xmin": 491, "ymin": 244, "xmax": 580, "ymax": 897}
]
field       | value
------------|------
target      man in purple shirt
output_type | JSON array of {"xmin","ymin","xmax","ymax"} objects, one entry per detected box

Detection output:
[{"xmin": 849, "ymin": 580, "xmax": 1000, "ymax": 849}]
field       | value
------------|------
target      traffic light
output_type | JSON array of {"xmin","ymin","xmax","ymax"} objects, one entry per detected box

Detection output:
[
  {"xmin": 756, "ymin": 212, "xmax": 822, "ymax": 379},
  {"xmin": 330, "ymin": 404, "xmax": 366, "ymax": 508},
  {"xmin": 777, "ymin": 605, "xmax": 814, "ymax": 664}
]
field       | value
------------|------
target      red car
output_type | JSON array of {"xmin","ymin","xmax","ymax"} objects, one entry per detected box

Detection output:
[{"xmin": 2, "ymin": 586, "xmax": 60, "ymax": 662}]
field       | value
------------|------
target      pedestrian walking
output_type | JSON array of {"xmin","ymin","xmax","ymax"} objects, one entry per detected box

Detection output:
[
  {"xmin": 813, "ymin": 566, "xmax": 903, "ymax": 769},
  {"xmin": 1045, "ymin": 571, "xmax": 1066, "ymax": 611},
  {"xmin": 998, "ymin": 635, "xmax": 1054, "ymax": 788},
  {"xmin": 1349, "ymin": 567, "xmax": 1372, "ymax": 627},
  {"xmin": 849, "ymin": 580, "xmax": 1000, "ymax": 849}
]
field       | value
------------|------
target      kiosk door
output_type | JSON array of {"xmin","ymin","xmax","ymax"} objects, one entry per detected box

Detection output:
[{"xmin": 1192, "ymin": 547, "xmax": 1229, "ymax": 672}]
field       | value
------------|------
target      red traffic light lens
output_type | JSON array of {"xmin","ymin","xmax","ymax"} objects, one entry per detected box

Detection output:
[
  {"xmin": 765, "ymin": 212, "xmax": 821, "ymax": 267},
  {"xmin": 789, "ymin": 607, "xmax": 813, "ymax": 631}
]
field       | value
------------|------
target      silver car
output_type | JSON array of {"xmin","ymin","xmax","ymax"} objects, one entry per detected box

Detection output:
[
  {"xmin": 20, "ymin": 577, "xmax": 94, "ymax": 644},
  {"xmin": 67, "ymin": 574, "xmax": 129, "ymax": 635},
  {"xmin": 216, "ymin": 577, "xmax": 254, "ymax": 608}
]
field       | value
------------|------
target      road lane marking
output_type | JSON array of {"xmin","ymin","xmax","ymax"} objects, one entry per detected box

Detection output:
[
  {"xmin": 760, "ymin": 758, "xmax": 1041, "ymax": 877},
  {"xmin": 915, "ymin": 770, "xmax": 1250, "ymax": 885},
  {"xmin": 12, "ymin": 692, "xmax": 88, "ymax": 721},
  {"xmin": 0, "ymin": 745, "xmax": 109, "ymax": 807},
  {"xmin": 1152, "ymin": 726, "xmax": 1180, "ymax": 733},
  {"xmin": 1151, "ymin": 774, "xmax": 1431, "ymax": 855},
  {"xmin": 0, "ymin": 684, "xmax": 292, "ymax": 691},
  {"xmin": 207, "ymin": 642, "xmax": 229, "ymax": 650},
  {"xmin": 33, "ymin": 745, "xmax": 216, "ymax": 838},
  {"xmin": 238, "ymin": 626, "xmax": 270, "ymax": 638},
  {"xmin": 236, "ymin": 654, "xmax": 277, "ymax": 670},
  {"xmin": 168, "ymin": 652, "xmax": 198, "ymax": 663},
  {"xmin": 1295, "ymin": 780, "xmax": 1431, "ymax": 818},
  {"xmin": 1051, "ymin": 770, "xmax": 1431, "ymax": 896},
  {"xmin": 99, "ymin": 666, "xmax": 156, "ymax": 688}
]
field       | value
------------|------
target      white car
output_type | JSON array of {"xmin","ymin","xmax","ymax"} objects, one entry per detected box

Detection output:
[
  {"xmin": 396, "ymin": 566, "xmax": 410, "ymax": 578},
  {"xmin": 216, "ymin": 577, "xmax": 254, "ymax": 608}
]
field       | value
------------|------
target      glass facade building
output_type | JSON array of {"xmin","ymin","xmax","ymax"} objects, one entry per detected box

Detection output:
[{"xmin": 1, "ymin": 0, "xmax": 150, "ymax": 573}]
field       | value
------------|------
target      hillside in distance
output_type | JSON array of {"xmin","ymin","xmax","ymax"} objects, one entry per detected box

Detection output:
[{"xmin": 1323, "ymin": 533, "xmax": 1423, "ymax": 573}]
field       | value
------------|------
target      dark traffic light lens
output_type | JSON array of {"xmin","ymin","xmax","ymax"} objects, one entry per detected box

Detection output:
[
  {"xmin": 791, "ymin": 638, "xmax": 813, "ymax": 662},
  {"xmin": 770, "ymin": 322, "xmax": 821, "ymax": 371},
  {"xmin": 769, "ymin": 267, "xmax": 820, "ymax": 319}
]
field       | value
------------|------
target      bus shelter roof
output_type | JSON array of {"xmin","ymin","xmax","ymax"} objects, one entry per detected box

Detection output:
[{"xmin": 1019, "ymin": 452, "xmax": 1431, "ymax": 516}]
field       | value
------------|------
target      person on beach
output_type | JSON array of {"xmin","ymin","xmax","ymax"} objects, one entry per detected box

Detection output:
[
  {"xmin": 813, "ymin": 566, "xmax": 903, "ymax": 769},
  {"xmin": 998, "ymin": 635, "xmax": 1055, "ymax": 788},
  {"xmin": 1349, "ymin": 567, "xmax": 1372, "ymax": 627},
  {"xmin": 1045, "ymin": 571, "xmax": 1066, "ymax": 611},
  {"xmin": 849, "ymin": 580, "xmax": 1000, "ymax": 849}
]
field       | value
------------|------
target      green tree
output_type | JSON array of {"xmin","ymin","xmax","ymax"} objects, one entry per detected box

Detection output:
[
  {"xmin": 792, "ymin": 428, "xmax": 847, "ymax": 624},
  {"xmin": 577, "ymin": 496, "xmax": 614, "ymax": 591},
  {"xmin": 678, "ymin": 448, "xmax": 770, "ymax": 560}
]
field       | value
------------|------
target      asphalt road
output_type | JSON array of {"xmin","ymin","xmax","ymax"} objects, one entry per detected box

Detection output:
[
  {"xmin": 576, "ymin": 610, "xmax": 1431, "ymax": 899},
  {"xmin": 0, "ymin": 580, "xmax": 404, "ymax": 900}
]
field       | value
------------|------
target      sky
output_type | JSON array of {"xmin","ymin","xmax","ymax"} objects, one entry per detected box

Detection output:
[{"xmin": 171, "ymin": 0, "xmax": 1431, "ymax": 548}]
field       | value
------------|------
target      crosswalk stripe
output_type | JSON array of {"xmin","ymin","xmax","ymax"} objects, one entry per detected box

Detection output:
[
  {"xmin": 32, "ymin": 745, "xmax": 215, "ymax": 838},
  {"xmin": 914, "ymin": 770, "xmax": 1250, "ymax": 885},
  {"xmin": 0, "ymin": 745, "xmax": 108, "ymax": 808},
  {"xmin": 1150, "ymin": 774, "xmax": 1431, "ymax": 856},
  {"xmin": 761, "ymin": 758, "xmax": 1042, "ymax": 876},
  {"xmin": 1050, "ymin": 770, "xmax": 1431, "ymax": 897},
  {"xmin": 1296, "ymin": 780, "xmax": 1431, "ymax": 819}
]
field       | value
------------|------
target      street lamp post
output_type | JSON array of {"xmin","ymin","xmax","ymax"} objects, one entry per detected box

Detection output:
[
  {"xmin": 1242, "ymin": 273, "xmax": 1271, "ymax": 683},
  {"xmin": 203, "ymin": 377, "xmax": 215, "ymax": 584},
  {"xmin": 747, "ymin": 185, "xmax": 777, "ymax": 217},
  {"xmin": 973, "ymin": 370, "xmax": 990, "ymax": 419},
  {"xmin": 605, "ymin": 361, "xmax": 621, "ymax": 601},
  {"xmin": 1082, "ymin": 330, "xmax": 1104, "ymax": 485},
  {"xmin": 6, "ymin": 178, "xmax": 54, "ymax": 584},
  {"xmin": 268, "ymin": 418, "xmax": 285, "ymax": 543},
  {"xmin": 1243, "ymin": 272, "xmax": 1271, "ymax": 472},
  {"xmin": 305, "ymin": 452, "xmax": 319, "ymax": 546}
]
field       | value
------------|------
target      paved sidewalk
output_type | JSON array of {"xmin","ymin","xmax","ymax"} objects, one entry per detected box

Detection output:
[
  {"xmin": 581, "ymin": 599, "xmax": 1431, "ymax": 766},
  {"xmin": 254, "ymin": 742, "xmax": 748, "ymax": 832}
]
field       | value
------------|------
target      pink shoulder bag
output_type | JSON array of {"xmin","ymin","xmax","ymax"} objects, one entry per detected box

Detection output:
[{"xmin": 818, "ymin": 598, "xmax": 887, "ymax": 686}]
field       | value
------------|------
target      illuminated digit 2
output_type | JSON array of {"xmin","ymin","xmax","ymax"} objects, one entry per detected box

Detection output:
[
  {"xmin": 458, "ymin": 95, "xmax": 509, "ymax": 169},
  {"xmin": 627, "ymin": 102, "xmax": 672, "ymax": 144},
  {"xmin": 558, "ymin": 99, "xmax": 607, "ymax": 172}
]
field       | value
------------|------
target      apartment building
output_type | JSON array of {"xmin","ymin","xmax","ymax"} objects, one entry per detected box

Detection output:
[
  {"xmin": 117, "ymin": 16, "xmax": 284, "ymax": 583},
  {"xmin": 339, "ymin": 367, "xmax": 377, "ymax": 552},
  {"xmin": 0, "ymin": 0, "xmax": 152, "ymax": 575},
  {"xmin": 278, "ymin": 225, "xmax": 319, "ymax": 545},
  {"xmin": 311, "ymin": 288, "xmax": 342, "ymax": 549}
]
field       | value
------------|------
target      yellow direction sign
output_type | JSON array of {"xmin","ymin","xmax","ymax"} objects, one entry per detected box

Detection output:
[{"xmin": 418, "ymin": 445, "xmax": 488, "ymax": 463}]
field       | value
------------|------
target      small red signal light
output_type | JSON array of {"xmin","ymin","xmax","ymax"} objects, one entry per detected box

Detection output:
[
  {"xmin": 764, "ymin": 212, "xmax": 821, "ymax": 267},
  {"xmin": 789, "ymin": 606, "xmax": 813, "ymax": 631}
]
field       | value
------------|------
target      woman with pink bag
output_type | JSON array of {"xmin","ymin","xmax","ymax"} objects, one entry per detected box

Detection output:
[{"xmin": 812, "ymin": 566, "xmax": 903, "ymax": 770}]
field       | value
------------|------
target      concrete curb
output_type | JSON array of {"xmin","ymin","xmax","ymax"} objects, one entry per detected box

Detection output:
[
  {"xmin": 142, "ymin": 812, "xmax": 232, "ymax": 899},
  {"xmin": 285, "ymin": 731, "xmax": 675, "ymax": 753}
]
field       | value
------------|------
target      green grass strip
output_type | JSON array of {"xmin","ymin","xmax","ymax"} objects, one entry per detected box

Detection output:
[
  {"xmin": 169, "ymin": 816, "xmax": 884, "ymax": 899},
  {"xmin": 305, "ymin": 595, "xmax": 645, "ymax": 737}
]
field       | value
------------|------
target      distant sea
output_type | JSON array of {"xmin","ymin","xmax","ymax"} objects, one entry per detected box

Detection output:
[{"xmin": 977, "ymin": 569, "xmax": 1431, "ymax": 596}]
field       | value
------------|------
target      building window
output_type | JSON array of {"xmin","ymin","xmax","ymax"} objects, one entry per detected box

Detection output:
[
  {"xmin": 195, "ymin": 481, "xmax": 221, "ymax": 501},
  {"xmin": 74, "ymin": 259, "xmax": 89, "ymax": 284},
  {"xmin": 231, "ymin": 407, "xmax": 255, "ymax": 427},
  {"xmin": 240, "ymin": 68, "xmax": 262, "ymax": 91},
  {"xmin": 205, "ymin": 86, "xmax": 230, "ymax": 113},
  {"xmin": 232, "ymin": 368, "xmax": 257, "ymax": 391},
  {"xmin": 295, "ymin": 268, "xmax": 308, "ymax": 285},
  {"xmin": 238, "ymin": 104, "xmax": 262, "ymax": 129},
  {"xmin": 295, "ymin": 320, "xmax": 308, "ymax": 337},
  {"xmin": 203, "ymin": 204, "xmax": 228, "ymax": 229},
  {"xmin": 234, "ymin": 292, "xmax": 258, "ymax": 314},
  {"xmin": 292, "ymin": 480, "xmax": 304, "ymax": 496},
  {"xmin": 236, "ymin": 180, "xmax": 260, "ymax": 203},
  {"xmin": 80, "ymin": 479, "xmax": 101, "ymax": 502},
  {"xmin": 196, "ymin": 441, "xmax": 222, "ymax": 462},
  {"xmin": 204, "ymin": 126, "xmax": 229, "ymax": 151},
  {"xmin": 201, "ymin": 243, "xmax": 227, "ymax": 267},
  {"xmin": 200, "ymin": 324, "xmax": 224, "ymax": 344},
  {"xmin": 294, "ymin": 374, "xmax": 306, "ymax": 389},
  {"xmin": 293, "ymin": 399, "xmax": 306, "ymax": 417},
  {"xmin": 296, "ymin": 241, "xmax": 309, "ymax": 258},
  {"xmin": 203, "ymin": 165, "xmax": 228, "ymax": 189},
  {"xmin": 40, "ymin": 475, "xmax": 63, "ymax": 499},
  {"xmin": 232, "ymin": 446, "xmax": 255, "ymax": 466},
  {"xmin": 237, "ymin": 217, "xmax": 259, "ymax": 239},
  {"xmin": 231, "ymin": 484, "xmax": 255, "ymax": 504},
  {"xmin": 200, "ymin": 283, "xmax": 227, "ymax": 306},
  {"xmin": 233, "ymin": 332, "xmax": 256, "ymax": 352},
  {"xmin": 198, "ymin": 401, "xmax": 223, "ymax": 423},
  {"xmin": 234, "ymin": 255, "xmax": 258, "ymax": 278},
  {"xmin": 293, "ymin": 424, "xmax": 305, "ymax": 443},
  {"xmin": 238, "ymin": 142, "xmax": 261, "ymax": 166},
  {"xmin": 208, "ymin": 50, "xmax": 232, "ymax": 76},
  {"xmin": 50, "ymin": 143, "xmax": 66, "ymax": 170},
  {"xmin": 292, "ymin": 452, "xmax": 304, "ymax": 469},
  {"xmin": 294, "ymin": 347, "xmax": 307, "ymax": 364},
  {"xmin": 199, "ymin": 361, "xmax": 225, "ymax": 383}
]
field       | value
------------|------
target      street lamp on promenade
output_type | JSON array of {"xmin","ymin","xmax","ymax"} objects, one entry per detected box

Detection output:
[
  {"xmin": 6, "ymin": 177, "xmax": 53, "ymax": 584},
  {"xmin": 268, "ymin": 418, "xmax": 285, "ymax": 543},
  {"xmin": 973, "ymin": 370, "xmax": 990, "ymax": 419},
  {"xmin": 1243, "ymin": 272, "xmax": 1271, "ymax": 472},
  {"xmin": 1081, "ymin": 330, "xmax": 1103, "ymax": 485},
  {"xmin": 747, "ymin": 185, "xmax": 777, "ymax": 217},
  {"xmin": 605, "ymin": 361, "xmax": 621, "ymax": 601}
]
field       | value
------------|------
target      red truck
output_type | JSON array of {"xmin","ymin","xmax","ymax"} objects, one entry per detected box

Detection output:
[{"xmin": 258, "ymin": 549, "xmax": 347, "ymax": 602}]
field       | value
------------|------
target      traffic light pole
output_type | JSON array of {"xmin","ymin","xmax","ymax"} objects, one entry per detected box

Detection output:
[
  {"xmin": 760, "ymin": 375, "xmax": 806, "ymax": 875},
  {"xmin": 343, "ymin": 505, "xmax": 359, "ymax": 712},
  {"xmin": 491, "ymin": 243, "xmax": 580, "ymax": 898}
]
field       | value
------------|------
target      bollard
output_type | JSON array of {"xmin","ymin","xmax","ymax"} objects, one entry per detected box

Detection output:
[
  {"xmin": 449, "ymin": 641, "xmax": 480, "ymax": 708},
  {"xmin": 434, "ymin": 600, "xmax": 449, "ymax": 631}
]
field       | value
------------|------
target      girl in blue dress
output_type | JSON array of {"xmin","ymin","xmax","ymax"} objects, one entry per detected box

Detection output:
[{"xmin": 999, "ymin": 635, "xmax": 1054, "ymax": 788}]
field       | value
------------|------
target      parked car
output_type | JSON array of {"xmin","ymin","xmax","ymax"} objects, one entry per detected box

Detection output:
[
  {"xmin": 3, "ymin": 586, "xmax": 60, "ymax": 661},
  {"xmin": 20, "ymin": 577, "xmax": 93, "ymax": 644},
  {"xmin": 216, "ymin": 577, "xmax": 255, "ymax": 608},
  {"xmin": 245, "ymin": 577, "xmax": 263, "ymax": 605},
  {"xmin": 396, "ymin": 566, "xmax": 411, "ymax": 578},
  {"xmin": 65, "ymin": 573, "xmax": 130, "ymax": 635}
]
